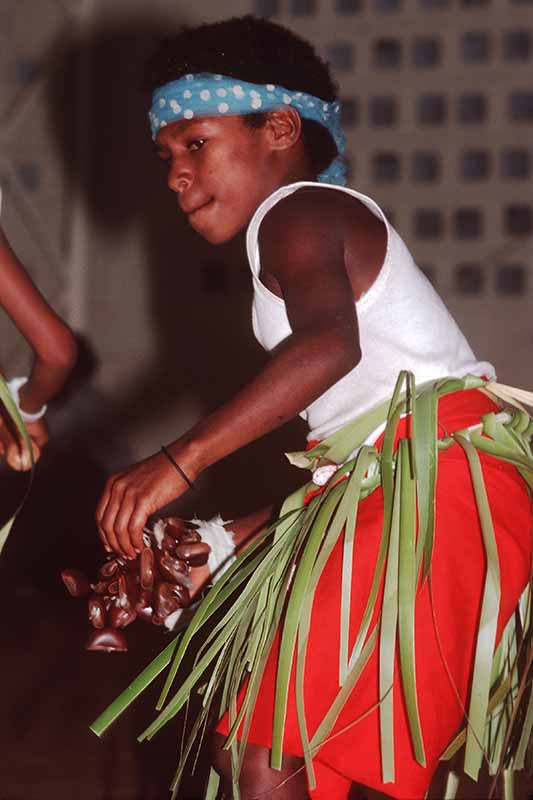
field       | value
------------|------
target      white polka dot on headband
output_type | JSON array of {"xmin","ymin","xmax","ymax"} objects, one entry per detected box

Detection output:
[{"xmin": 149, "ymin": 73, "xmax": 347, "ymax": 186}]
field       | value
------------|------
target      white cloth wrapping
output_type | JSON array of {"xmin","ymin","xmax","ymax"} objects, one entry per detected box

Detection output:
[
  {"xmin": 190, "ymin": 514, "xmax": 236, "ymax": 582},
  {"xmin": 6, "ymin": 376, "xmax": 47, "ymax": 422}
]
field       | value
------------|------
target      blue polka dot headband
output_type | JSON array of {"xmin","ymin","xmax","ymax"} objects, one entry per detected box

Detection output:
[{"xmin": 149, "ymin": 73, "xmax": 347, "ymax": 186}]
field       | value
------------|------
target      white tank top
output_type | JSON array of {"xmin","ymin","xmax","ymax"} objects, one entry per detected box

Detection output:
[{"xmin": 246, "ymin": 181, "xmax": 496, "ymax": 442}]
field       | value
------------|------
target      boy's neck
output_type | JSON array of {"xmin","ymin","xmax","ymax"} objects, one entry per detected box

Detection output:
[{"xmin": 279, "ymin": 150, "xmax": 317, "ymax": 187}]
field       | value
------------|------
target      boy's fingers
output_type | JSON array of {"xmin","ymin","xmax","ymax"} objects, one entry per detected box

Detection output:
[
  {"xmin": 113, "ymin": 497, "xmax": 140, "ymax": 560},
  {"xmin": 96, "ymin": 483, "xmax": 118, "ymax": 554},
  {"xmin": 97, "ymin": 523, "xmax": 113, "ymax": 554},
  {"xmin": 129, "ymin": 506, "xmax": 149, "ymax": 554},
  {"xmin": 98, "ymin": 478, "xmax": 136, "ymax": 560},
  {"xmin": 100, "ymin": 508, "xmax": 125, "ymax": 558},
  {"xmin": 98, "ymin": 521, "xmax": 120, "ymax": 557},
  {"xmin": 95, "ymin": 477, "xmax": 116, "ymax": 531}
]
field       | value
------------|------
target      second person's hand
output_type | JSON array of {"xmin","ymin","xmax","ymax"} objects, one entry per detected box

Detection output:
[{"xmin": 0, "ymin": 415, "xmax": 48, "ymax": 471}]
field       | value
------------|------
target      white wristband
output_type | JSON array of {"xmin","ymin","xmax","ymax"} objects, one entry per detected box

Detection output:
[
  {"xmin": 6, "ymin": 377, "xmax": 47, "ymax": 423},
  {"xmin": 190, "ymin": 514, "xmax": 236, "ymax": 584}
]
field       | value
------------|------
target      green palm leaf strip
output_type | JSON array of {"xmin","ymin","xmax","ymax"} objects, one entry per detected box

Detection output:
[
  {"xmin": 201, "ymin": 640, "xmax": 232, "ymax": 712},
  {"xmin": 224, "ymin": 536, "xmax": 297, "ymax": 751},
  {"xmin": 441, "ymin": 672, "xmax": 515, "ymax": 762},
  {"xmin": 468, "ymin": 432, "xmax": 533, "ymax": 487},
  {"xmin": 231, "ymin": 497, "xmax": 319, "ymax": 754},
  {"xmin": 455, "ymin": 434, "xmax": 501, "ymax": 781},
  {"xmin": 271, "ymin": 480, "xmax": 346, "ymax": 770},
  {"xmin": 137, "ymin": 605, "xmax": 252, "ymax": 741},
  {"xmin": 204, "ymin": 767, "xmax": 220, "ymax": 800},
  {"xmin": 379, "ymin": 433, "xmax": 403, "ymax": 782},
  {"xmin": 141, "ymin": 518, "xmax": 302, "ymax": 743},
  {"xmin": 412, "ymin": 387, "xmax": 438, "ymax": 582},
  {"xmin": 398, "ymin": 438, "xmax": 425, "ymax": 765},
  {"xmin": 346, "ymin": 371, "xmax": 404, "ymax": 682},
  {"xmin": 339, "ymin": 446, "xmax": 377, "ymax": 685},
  {"xmin": 288, "ymin": 490, "xmax": 342, "ymax": 786},
  {"xmin": 486, "ymin": 622, "xmax": 517, "ymax": 775},
  {"xmin": 155, "ymin": 502, "xmax": 306, "ymax": 711},
  {"xmin": 503, "ymin": 769, "xmax": 515, "ymax": 800},
  {"xmin": 295, "ymin": 588, "xmax": 317, "ymax": 787},
  {"xmin": 90, "ymin": 637, "xmax": 179, "ymax": 736},
  {"xmin": 488, "ymin": 624, "xmax": 533, "ymax": 790},
  {"xmin": 514, "ymin": 676, "xmax": 533, "ymax": 769},
  {"xmin": 227, "ymin": 494, "xmax": 322, "ymax": 787},
  {"xmin": 440, "ymin": 582, "xmax": 530, "ymax": 768},
  {"xmin": 223, "ymin": 601, "xmax": 257, "ymax": 776},
  {"xmin": 168, "ymin": 689, "xmax": 213, "ymax": 797},
  {"xmin": 293, "ymin": 449, "xmax": 378, "ymax": 786},
  {"xmin": 309, "ymin": 626, "xmax": 379, "ymax": 755},
  {"xmin": 194, "ymin": 529, "xmax": 296, "ymax": 675}
]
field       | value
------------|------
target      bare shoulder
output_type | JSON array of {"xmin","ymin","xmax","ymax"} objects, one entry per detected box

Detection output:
[
  {"xmin": 259, "ymin": 186, "xmax": 384, "ymax": 256},
  {"xmin": 258, "ymin": 186, "xmax": 386, "ymax": 297},
  {"xmin": 257, "ymin": 188, "xmax": 346, "ymax": 291}
]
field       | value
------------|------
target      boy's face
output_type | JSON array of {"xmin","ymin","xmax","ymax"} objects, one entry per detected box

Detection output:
[{"xmin": 155, "ymin": 115, "xmax": 281, "ymax": 244}]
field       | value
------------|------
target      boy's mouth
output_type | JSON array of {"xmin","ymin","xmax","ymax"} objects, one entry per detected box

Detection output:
[{"xmin": 183, "ymin": 197, "xmax": 214, "ymax": 218}]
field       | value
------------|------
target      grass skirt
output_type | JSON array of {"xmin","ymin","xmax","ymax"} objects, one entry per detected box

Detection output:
[{"xmin": 91, "ymin": 374, "xmax": 533, "ymax": 800}]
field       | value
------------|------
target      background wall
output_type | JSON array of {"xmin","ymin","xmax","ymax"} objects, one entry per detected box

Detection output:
[{"xmin": 1, "ymin": 0, "xmax": 532, "ymax": 472}]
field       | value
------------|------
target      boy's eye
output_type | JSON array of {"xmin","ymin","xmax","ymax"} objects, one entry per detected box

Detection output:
[{"xmin": 187, "ymin": 138, "xmax": 206, "ymax": 152}]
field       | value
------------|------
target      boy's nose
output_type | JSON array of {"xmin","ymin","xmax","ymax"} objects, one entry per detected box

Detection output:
[{"xmin": 167, "ymin": 164, "xmax": 193, "ymax": 195}]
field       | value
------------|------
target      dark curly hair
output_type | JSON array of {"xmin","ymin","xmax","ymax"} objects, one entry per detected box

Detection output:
[{"xmin": 146, "ymin": 15, "xmax": 339, "ymax": 176}]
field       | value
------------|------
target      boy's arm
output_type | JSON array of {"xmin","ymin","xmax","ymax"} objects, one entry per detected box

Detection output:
[{"xmin": 96, "ymin": 192, "xmax": 383, "ymax": 559}]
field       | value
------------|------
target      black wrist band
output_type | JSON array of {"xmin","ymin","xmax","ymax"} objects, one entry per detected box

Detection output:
[{"xmin": 160, "ymin": 445, "xmax": 195, "ymax": 490}]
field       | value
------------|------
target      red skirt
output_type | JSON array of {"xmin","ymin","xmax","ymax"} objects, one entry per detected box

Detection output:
[{"xmin": 217, "ymin": 389, "xmax": 532, "ymax": 799}]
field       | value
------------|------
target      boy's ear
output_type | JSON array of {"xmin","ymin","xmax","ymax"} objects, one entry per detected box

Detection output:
[{"xmin": 263, "ymin": 108, "xmax": 302, "ymax": 151}]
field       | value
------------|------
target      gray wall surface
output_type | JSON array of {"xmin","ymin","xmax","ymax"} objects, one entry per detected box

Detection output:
[{"xmin": 2, "ymin": 0, "xmax": 531, "ymax": 471}]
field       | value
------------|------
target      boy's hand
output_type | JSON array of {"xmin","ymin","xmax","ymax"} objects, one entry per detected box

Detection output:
[
  {"xmin": 96, "ymin": 452, "xmax": 196, "ymax": 560},
  {"xmin": 0, "ymin": 416, "xmax": 48, "ymax": 470}
]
